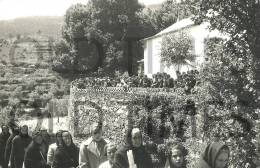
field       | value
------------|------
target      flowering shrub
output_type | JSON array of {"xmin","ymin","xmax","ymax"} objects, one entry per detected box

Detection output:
[
  {"xmin": 68, "ymin": 86, "xmax": 199, "ymax": 167},
  {"xmin": 192, "ymin": 37, "xmax": 260, "ymax": 167},
  {"xmin": 72, "ymin": 71, "xmax": 198, "ymax": 91},
  {"xmin": 68, "ymin": 87, "xmax": 133, "ymax": 145}
]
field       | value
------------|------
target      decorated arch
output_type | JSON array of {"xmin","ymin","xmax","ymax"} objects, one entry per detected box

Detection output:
[{"xmin": 68, "ymin": 85, "xmax": 199, "ymax": 145}]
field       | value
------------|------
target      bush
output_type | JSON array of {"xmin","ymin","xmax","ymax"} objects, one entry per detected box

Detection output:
[
  {"xmin": 161, "ymin": 31, "xmax": 195, "ymax": 69},
  {"xmin": 192, "ymin": 37, "xmax": 259, "ymax": 167},
  {"xmin": 52, "ymin": 53, "xmax": 74, "ymax": 73},
  {"xmin": 69, "ymin": 86, "xmax": 198, "ymax": 166},
  {"xmin": 0, "ymin": 106, "xmax": 10, "ymax": 126}
]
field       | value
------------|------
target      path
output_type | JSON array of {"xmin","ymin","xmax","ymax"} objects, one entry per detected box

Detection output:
[{"xmin": 19, "ymin": 116, "xmax": 68, "ymax": 135}]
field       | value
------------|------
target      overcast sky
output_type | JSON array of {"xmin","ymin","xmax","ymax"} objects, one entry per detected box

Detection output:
[{"xmin": 0, "ymin": 0, "xmax": 165, "ymax": 20}]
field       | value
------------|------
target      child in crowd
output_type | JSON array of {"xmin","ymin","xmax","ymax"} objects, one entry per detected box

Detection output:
[
  {"xmin": 164, "ymin": 142, "xmax": 187, "ymax": 168},
  {"xmin": 99, "ymin": 143, "xmax": 117, "ymax": 168}
]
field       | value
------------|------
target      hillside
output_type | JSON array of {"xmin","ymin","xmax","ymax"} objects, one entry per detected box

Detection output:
[
  {"xmin": 0, "ymin": 16, "xmax": 64, "ymax": 38},
  {"xmin": 0, "ymin": 35, "xmax": 70, "ymax": 119}
]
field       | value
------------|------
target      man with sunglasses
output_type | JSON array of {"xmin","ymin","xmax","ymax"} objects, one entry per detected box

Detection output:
[{"xmin": 79, "ymin": 122, "xmax": 107, "ymax": 168}]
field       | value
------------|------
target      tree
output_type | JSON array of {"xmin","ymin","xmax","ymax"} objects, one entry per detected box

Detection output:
[
  {"xmin": 195, "ymin": 37, "xmax": 259, "ymax": 167},
  {"xmin": 145, "ymin": 0, "xmax": 200, "ymax": 32},
  {"xmin": 193, "ymin": 2, "xmax": 260, "ymax": 166},
  {"xmin": 160, "ymin": 31, "xmax": 196, "ymax": 71},
  {"xmin": 53, "ymin": 39, "xmax": 70, "ymax": 56},
  {"xmin": 61, "ymin": 0, "xmax": 155, "ymax": 75},
  {"xmin": 194, "ymin": 0, "xmax": 260, "ymax": 99}
]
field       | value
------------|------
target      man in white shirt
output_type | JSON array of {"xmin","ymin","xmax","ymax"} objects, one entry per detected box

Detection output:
[{"xmin": 79, "ymin": 123, "xmax": 107, "ymax": 168}]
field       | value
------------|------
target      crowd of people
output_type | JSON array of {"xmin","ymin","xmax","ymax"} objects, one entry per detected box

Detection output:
[
  {"xmin": 74, "ymin": 71, "xmax": 198, "ymax": 92},
  {"xmin": 0, "ymin": 122, "xmax": 231, "ymax": 168}
]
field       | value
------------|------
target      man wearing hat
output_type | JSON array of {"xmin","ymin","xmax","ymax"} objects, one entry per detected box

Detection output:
[{"xmin": 79, "ymin": 122, "xmax": 107, "ymax": 168}]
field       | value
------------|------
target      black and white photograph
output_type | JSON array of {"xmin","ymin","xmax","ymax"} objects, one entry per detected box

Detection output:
[{"xmin": 0, "ymin": 0, "xmax": 260, "ymax": 167}]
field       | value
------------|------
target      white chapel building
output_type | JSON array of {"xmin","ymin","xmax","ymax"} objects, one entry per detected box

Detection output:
[{"xmin": 142, "ymin": 17, "xmax": 225, "ymax": 79}]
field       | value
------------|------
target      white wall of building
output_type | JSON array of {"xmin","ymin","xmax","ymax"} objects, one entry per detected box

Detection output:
[{"xmin": 143, "ymin": 20, "xmax": 223, "ymax": 79}]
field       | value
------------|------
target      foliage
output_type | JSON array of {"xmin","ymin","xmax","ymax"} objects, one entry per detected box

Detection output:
[
  {"xmin": 50, "ymin": 83, "xmax": 67, "ymax": 99},
  {"xmin": 144, "ymin": 0, "xmax": 200, "ymax": 32},
  {"xmin": 194, "ymin": 0, "xmax": 260, "ymax": 102},
  {"xmin": 192, "ymin": 1, "xmax": 260, "ymax": 166},
  {"xmin": 48, "ymin": 98, "xmax": 69, "ymax": 117},
  {"xmin": 53, "ymin": 39, "xmax": 70, "ymax": 56},
  {"xmin": 52, "ymin": 53, "xmax": 74, "ymax": 73},
  {"xmin": 184, "ymin": 138, "xmax": 205, "ymax": 168},
  {"xmin": 193, "ymin": 37, "xmax": 259, "ymax": 167},
  {"xmin": 0, "ymin": 106, "xmax": 11, "ymax": 126},
  {"xmin": 60, "ymin": 0, "xmax": 155, "ymax": 75},
  {"xmin": 0, "ymin": 64, "xmax": 69, "ymax": 118},
  {"xmin": 7, "ymin": 86, "xmax": 23, "ymax": 115},
  {"xmin": 69, "ymin": 87, "xmax": 131, "ymax": 145},
  {"xmin": 161, "ymin": 31, "xmax": 196, "ymax": 69},
  {"xmin": 194, "ymin": 0, "xmax": 260, "ymax": 52},
  {"xmin": 103, "ymin": 41, "xmax": 125, "ymax": 73},
  {"xmin": 28, "ymin": 86, "xmax": 53, "ymax": 107},
  {"xmin": 70, "ymin": 86, "xmax": 198, "ymax": 167},
  {"xmin": 129, "ymin": 93, "xmax": 187, "ymax": 140}
]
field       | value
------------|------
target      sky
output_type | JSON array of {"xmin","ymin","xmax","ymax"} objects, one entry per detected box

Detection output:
[{"xmin": 0, "ymin": 0, "xmax": 165, "ymax": 21}]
